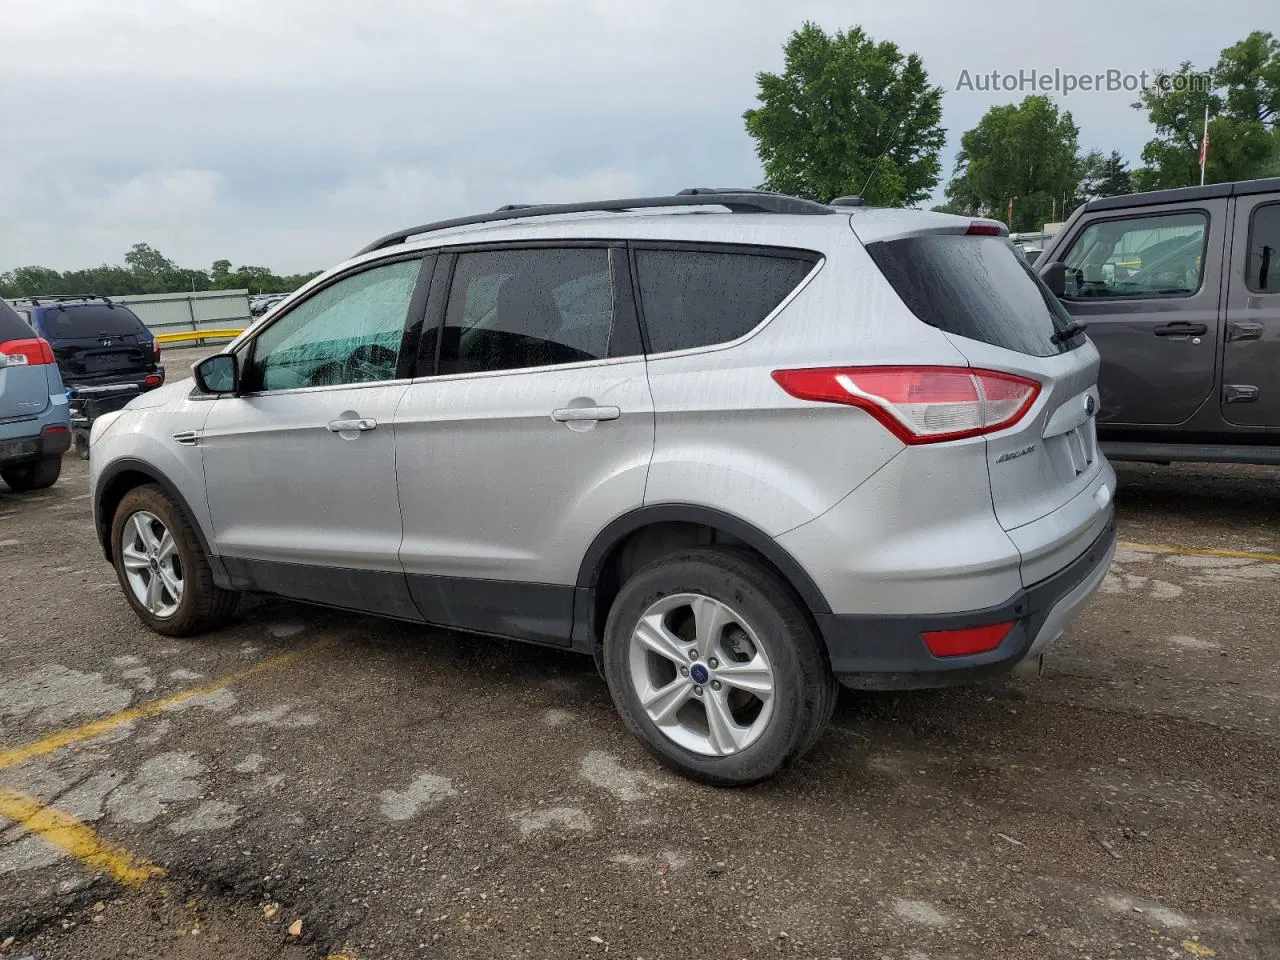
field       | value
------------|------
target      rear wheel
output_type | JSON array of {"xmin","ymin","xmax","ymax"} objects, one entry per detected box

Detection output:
[
  {"xmin": 1, "ymin": 456, "xmax": 61, "ymax": 491},
  {"xmin": 602, "ymin": 548, "xmax": 832, "ymax": 786},
  {"xmin": 111, "ymin": 484, "xmax": 239, "ymax": 636}
]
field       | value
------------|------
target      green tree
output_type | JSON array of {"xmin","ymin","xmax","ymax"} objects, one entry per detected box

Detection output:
[
  {"xmin": 743, "ymin": 22, "xmax": 946, "ymax": 206},
  {"xmin": 1079, "ymin": 149, "xmax": 1133, "ymax": 200},
  {"xmin": 0, "ymin": 245, "xmax": 314, "ymax": 299},
  {"xmin": 1133, "ymin": 32, "xmax": 1280, "ymax": 190},
  {"xmin": 945, "ymin": 96, "xmax": 1081, "ymax": 232}
]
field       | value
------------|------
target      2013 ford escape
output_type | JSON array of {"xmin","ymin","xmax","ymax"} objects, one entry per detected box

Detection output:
[{"xmin": 89, "ymin": 189, "xmax": 1117, "ymax": 785}]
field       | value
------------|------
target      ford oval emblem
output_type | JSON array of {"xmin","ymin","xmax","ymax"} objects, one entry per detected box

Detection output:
[{"xmin": 1085, "ymin": 395, "xmax": 1096, "ymax": 417}]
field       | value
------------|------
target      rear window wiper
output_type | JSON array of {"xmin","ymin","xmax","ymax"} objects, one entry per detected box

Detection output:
[{"xmin": 1050, "ymin": 322, "xmax": 1087, "ymax": 345}]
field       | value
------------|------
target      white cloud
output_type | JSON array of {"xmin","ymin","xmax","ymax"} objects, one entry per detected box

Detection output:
[
  {"xmin": 95, "ymin": 170, "xmax": 223, "ymax": 223},
  {"xmin": 0, "ymin": 0, "xmax": 1271, "ymax": 274}
]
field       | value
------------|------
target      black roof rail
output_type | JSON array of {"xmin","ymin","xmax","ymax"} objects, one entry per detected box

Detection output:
[
  {"xmin": 9, "ymin": 294, "xmax": 114, "ymax": 306},
  {"xmin": 356, "ymin": 189, "xmax": 835, "ymax": 256}
]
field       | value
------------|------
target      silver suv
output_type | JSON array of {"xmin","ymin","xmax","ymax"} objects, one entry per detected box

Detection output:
[{"xmin": 89, "ymin": 189, "xmax": 1116, "ymax": 785}]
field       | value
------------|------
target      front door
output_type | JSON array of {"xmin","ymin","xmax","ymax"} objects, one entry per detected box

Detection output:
[
  {"xmin": 201, "ymin": 256, "xmax": 428, "ymax": 618},
  {"xmin": 1221, "ymin": 195, "xmax": 1280, "ymax": 427},
  {"xmin": 394, "ymin": 245, "xmax": 654, "ymax": 645},
  {"xmin": 1054, "ymin": 203, "xmax": 1226, "ymax": 426}
]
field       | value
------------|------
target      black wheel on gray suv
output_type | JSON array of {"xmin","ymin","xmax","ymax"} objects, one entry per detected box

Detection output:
[
  {"xmin": 602, "ymin": 548, "xmax": 835, "ymax": 786},
  {"xmin": 1, "ymin": 456, "xmax": 61, "ymax": 492},
  {"xmin": 110, "ymin": 484, "xmax": 239, "ymax": 636}
]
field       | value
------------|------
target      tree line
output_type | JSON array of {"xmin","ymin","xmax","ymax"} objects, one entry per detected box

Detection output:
[
  {"xmin": 0, "ymin": 243, "xmax": 322, "ymax": 299},
  {"xmin": 746, "ymin": 24, "xmax": 1280, "ymax": 233}
]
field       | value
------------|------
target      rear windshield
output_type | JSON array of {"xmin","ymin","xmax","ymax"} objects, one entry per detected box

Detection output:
[
  {"xmin": 41, "ymin": 304, "xmax": 146, "ymax": 339},
  {"xmin": 866, "ymin": 235, "xmax": 1081, "ymax": 357},
  {"xmin": 0, "ymin": 300, "xmax": 33, "ymax": 341}
]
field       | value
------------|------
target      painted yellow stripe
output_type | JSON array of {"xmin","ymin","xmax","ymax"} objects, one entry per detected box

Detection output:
[
  {"xmin": 0, "ymin": 786, "xmax": 164, "ymax": 885},
  {"xmin": 0, "ymin": 638, "xmax": 334, "ymax": 773},
  {"xmin": 1117, "ymin": 540, "xmax": 1280, "ymax": 564}
]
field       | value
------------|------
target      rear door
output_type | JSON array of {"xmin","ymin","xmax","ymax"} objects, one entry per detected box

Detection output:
[
  {"xmin": 1221, "ymin": 195, "xmax": 1280, "ymax": 426},
  {"xmin": 38, "ymin": 304, "xmax": 154, "ymax": 381},
  {"xmin": 394, "ymin": 244, "xmax": 653, "ymax": 646},
  {"xmin": 862, "ymin": 230, "xmax": 1105, "ymax": 537},
  {"xmin": 1, "ymin": 301, "xmax": 52, "ymax": 441},
  {"xmin": 1052, "ymin": 203, "xmax": 1226, "ymax": 426}
]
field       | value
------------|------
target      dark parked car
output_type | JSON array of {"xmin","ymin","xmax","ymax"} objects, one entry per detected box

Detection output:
[
  {"xmin": 10, "ymin": 296, "xmax": 165, "ymax": 393},
  {"xmin": 1037, "ymin": 177, "xmax": 1280, "ymax": 464}
]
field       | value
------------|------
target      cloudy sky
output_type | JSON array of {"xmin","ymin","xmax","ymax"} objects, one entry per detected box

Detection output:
[{"xmin": 2, "ymin": 0, "xmax": 1268, "ymax": 274}]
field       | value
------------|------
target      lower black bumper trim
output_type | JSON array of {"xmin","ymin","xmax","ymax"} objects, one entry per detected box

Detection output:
[{"xmin": 817, "ymin": 517, "xmax": 1116, "ymax": 690}]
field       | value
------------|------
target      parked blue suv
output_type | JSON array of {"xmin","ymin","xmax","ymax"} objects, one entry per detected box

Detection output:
[
  {"xmin": 0, "ymin": 299, "xmax": 70, "ymax": 491},
  {"xmin": 10, "ymin": 296, "xmax": 165, "ymax": 394}
]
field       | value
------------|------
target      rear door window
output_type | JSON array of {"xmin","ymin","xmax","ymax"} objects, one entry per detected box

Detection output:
[
  {"xmin": 634, "ymin": 248, "xmax": 815, "ymax": 353},
  {"xmin": 866, "ymin": 234, "xmax": 1081, "ymax": 358},
  {"xmin": 41, "ymin": 304, "xmax": 146, "ymax": 339},
  {"xmin": 1061, "ymin": 212, "xmax": 1208, "ymax": 299},
  {"xmin": 439, "ymin": 247, "xmax": 628, "ymax": 374},
  {"xmin": 1245, "ymin": 202, "xmax": 1280, "ymax": 293}
]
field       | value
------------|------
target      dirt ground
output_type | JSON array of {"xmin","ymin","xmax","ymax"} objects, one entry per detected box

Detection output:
[{"xmin": 1, "ymin": 415, "xmax": 1276, "ymax": 958}]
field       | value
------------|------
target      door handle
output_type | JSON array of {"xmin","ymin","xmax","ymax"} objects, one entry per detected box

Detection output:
[
  {"xmin": 551, "ymin": 406, "xmax": 621, "ymax": 422},
  {"xmin": 1153, "ymin": 322, "xmax": 1208, "ymax": 337},
  {"xmin": 326, "ymin": 417, "xmax": 377, "ymax": 432}
]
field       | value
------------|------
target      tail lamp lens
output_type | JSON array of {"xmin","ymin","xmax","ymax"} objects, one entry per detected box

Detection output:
[{"xmin": 771, "ymin": 366, "xmax": 1040, "ymax": 444}]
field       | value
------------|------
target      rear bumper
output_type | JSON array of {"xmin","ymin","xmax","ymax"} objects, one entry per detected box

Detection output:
[
  {"xmin": 0, "ymin": 425, "xmax": 72, "ymax": 466},
  {"xmin": 63, "ymin": 367, "xmax": 165, "ymax": 392},
  {"xmin": 818, "ymin": 515, "xmax": 1116, "ymax": 690}
]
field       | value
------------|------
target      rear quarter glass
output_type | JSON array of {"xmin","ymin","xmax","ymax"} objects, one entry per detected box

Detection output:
[
  {"xmin": 0, "ymin": 300, "xmax": 33, "ymax": 341},
  {"xmin": 865, "ymin": 235, "xmax": 1081, "ymax": 358}
]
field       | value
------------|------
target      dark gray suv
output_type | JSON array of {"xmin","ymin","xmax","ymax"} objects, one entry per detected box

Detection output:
[{"xmin": 1038, "ymin": 176, "xmax": 1280, "ymax": 465}]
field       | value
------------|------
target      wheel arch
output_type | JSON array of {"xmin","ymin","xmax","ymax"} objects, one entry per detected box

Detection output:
[
  {"xmin": 95, "ymin": 458, "xmax": 216, "ymax": 568},
  {"xmin": 572, "ymin": 504, "xmax": 832, "ymax": 652}
]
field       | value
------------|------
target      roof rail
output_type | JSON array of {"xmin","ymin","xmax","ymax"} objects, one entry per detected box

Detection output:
[
  {"xmin": 9, "ymin": 294, "xmax": 114, "ymax": 306},
  {"xmin": 356, "ymin": 189, "xmax": 835, "ymax": 256}
]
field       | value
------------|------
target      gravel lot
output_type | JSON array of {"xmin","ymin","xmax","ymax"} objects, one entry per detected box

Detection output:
[{"xmin": 1, "ymin": 370, "xmax": 1276, "ymax": 959}]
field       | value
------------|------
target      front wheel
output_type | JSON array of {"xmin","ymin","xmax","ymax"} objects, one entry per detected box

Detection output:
[
  {"xmin": 1, "ymin": 456, "xmax": 61, "ymax": 491},
  {"xmin": 602, "ymin": 548, "xmax": 833, "ymax": 786},
  {"xmin": 111, "ymin": 484, "xmax": 239, "ymax": 636}
]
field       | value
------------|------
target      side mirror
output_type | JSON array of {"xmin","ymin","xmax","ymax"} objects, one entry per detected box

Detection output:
[
  {"xmin": 194, "ymin": 354, "xmax": 238, "ymax": 394},
  {"xmin": 1041, "ymin": 260, "xmax": 1067, "ymax": 299}
]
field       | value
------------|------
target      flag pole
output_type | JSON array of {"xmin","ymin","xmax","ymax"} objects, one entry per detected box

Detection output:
[{"xmin": 1199, "ymin": 104, "xmax": 1210, "ymax": 186}]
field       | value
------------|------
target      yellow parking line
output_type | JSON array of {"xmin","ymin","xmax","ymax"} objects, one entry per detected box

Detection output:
[
  {"xmin": 0, "ymin": 637, "xmax": 335, "ymax": 772},
  {"xmin": 1117, "ymin": 540, "xmax": 1280, "ymax": 564},
  {"xmin": 0, "ymin": 786, "xmax": 164, "ymax": 886}
]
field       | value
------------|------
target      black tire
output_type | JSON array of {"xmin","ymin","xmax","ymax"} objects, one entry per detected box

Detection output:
[
  {"xmin": 1, "ymin": 456, "xmax": 61, "ymax": 491},
  {"xmin": 602, "ymin": 548, "xmax": 833, "ymax": 786},
  {"xmin": 110, "ymin": 484, "xmax": 239, "ymax": 636}
]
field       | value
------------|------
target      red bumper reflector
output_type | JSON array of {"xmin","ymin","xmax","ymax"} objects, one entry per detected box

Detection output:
[
  {"xmin": 922, "ymin": 621, "xmax": 1015, "ymax": 658},
  {"xmin": 41, "ymin": 424, "xmax": 69, "ymax": 435},
  {"xmin": 144, "ymin": 375, "xmax": 162, "ymax": 387}
]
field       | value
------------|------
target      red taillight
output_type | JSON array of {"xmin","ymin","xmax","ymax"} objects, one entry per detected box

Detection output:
[
  {"xmin": 922, "ymin": 621, "xmax": 1014, "ymax": 658},
  {"xmin": 0, "ymin": 337, "xmax": 56, "ymax": 366},
  {"xmin": 771, "ymin": 366, "xmax": 1041, "ymax": 444},
  {"xmin": 966, "ymin": 222, "xmax": 1004, "ymax": 236},
  {"xmin": 154, "ymin": 342, "xmax": 162, "ymax": 361}
]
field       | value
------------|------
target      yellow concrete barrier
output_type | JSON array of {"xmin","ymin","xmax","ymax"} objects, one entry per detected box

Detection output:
[{"xmin": 154, "ymin": 328, "xmax": 245, "ymax": 345}]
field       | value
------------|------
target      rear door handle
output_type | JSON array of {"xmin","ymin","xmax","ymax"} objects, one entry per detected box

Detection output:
[
  {"xmin": 326, "ymin": 417, "xmax": 377, "ymax": 432},
  {"xmin": 1153, "ymin": 322, "xmax": 1208, "ymax": 337},
  {"xmin": 551, "ymin": 406, "xmax": 621, "ymax": 422}
]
